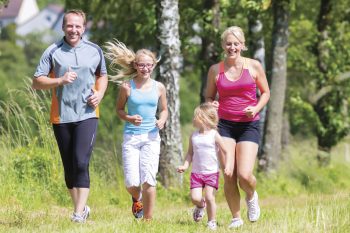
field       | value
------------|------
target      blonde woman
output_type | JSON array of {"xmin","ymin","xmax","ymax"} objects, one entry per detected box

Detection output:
[
  {"xmin": 105, "ymin": 40, "xmax": 168, "ymax": 220},
  {"xmin": 206, "ymin": 26, "xmax": 270, "ymax": 228},
  {"xmin": 177, "ymin": 103, "xmax": 230, "ymax": 230}
]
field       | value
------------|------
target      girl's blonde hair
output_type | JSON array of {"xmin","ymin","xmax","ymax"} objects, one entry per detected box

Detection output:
[
  {"xmin": 104, "ymin": 39, "xmax": 158, "ymax": 83},
  {"xmin": 193, "ymin": 103, "xmax": 218, "ymax": 130},
  {"xmin": 221, "ymin": 26, "xmax": 248, "ymax": 51}
]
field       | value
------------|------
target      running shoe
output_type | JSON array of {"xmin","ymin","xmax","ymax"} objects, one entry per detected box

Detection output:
[
  {"xmin": 132, "ymin": 198, "xmax": 144, "ymax": 219},
  {"xmin": 246, "ymin": 191, "xmax": 260, "ymax": 222}
]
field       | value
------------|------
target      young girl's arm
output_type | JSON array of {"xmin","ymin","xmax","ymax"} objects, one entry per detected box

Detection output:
[
  {"xmin": 116, "ymin": 82, "xmax": 143, "ymax": 126},
  {"xmin": 215, "ymin": 131, "xmax": 233, "ymax": 176},
  {"xmin": 177, "ymin": 134, "xmax": 194, "ymax": 173},
  {"xmin": 156, "ymin": 82, "xmax": 168, "ymax": 130}
]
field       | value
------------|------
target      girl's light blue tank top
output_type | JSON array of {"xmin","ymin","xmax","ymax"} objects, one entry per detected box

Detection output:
[{"xmin": 124, "ymin": 79, "xmax": 159, "ymax": 134}]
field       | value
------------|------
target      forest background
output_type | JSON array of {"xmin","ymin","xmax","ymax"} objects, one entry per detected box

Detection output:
[{"xmin": 0, "ymin": 0, "xmax": 349, "ymax": 232}]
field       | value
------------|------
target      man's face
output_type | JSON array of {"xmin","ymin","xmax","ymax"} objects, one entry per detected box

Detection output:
[{"xmin": 62, "ymin": 13, "xmax": 85, "ymax": 47}]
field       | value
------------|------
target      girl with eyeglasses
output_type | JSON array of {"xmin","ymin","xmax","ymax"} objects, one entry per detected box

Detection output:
[{"xmin": 105, "ymin": 40, "xmax": 168, "ymax": 221}]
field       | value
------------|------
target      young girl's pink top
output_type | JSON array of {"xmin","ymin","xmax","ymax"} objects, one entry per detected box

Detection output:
[{"xmin": 216, "ymin": 61, "xmax": 260, "ymax": 122}]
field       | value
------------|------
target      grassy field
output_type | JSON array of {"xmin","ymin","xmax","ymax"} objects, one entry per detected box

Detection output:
[
  {"xmin": 0, "ymin": 190, "xmax": 349, "ymax": 233},
  {"xmin": 1, "ymin": 86, "xmax": 350, "ymax": 232}
]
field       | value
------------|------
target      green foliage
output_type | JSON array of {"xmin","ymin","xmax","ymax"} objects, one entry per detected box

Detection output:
[
  {"xmin": 0, "ymin": 23, "xmax": 17, "ymax": 42},
  {"xmin": 36, "ymin": 0, "xmax": 64, "ymax": 9},
  {"xmin": 179, "ymin": 69, "xmax": 201, "ymax": 123},
  {"xmin": 287, "ymin": 93, "xmax": 321, "ymax": 136}
]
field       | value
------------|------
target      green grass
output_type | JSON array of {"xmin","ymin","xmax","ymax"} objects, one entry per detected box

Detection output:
[
  {"xmin": 0, "ymin": 191, "xmax": 349, "ymax": 232},
  {"xmin": 1, "ymin": 82, "xmax": 350, "ymax": 232}
]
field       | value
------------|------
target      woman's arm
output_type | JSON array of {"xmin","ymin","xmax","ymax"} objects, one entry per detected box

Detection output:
[
  {"xmin": 205, "ymin": 64, "xmax": 219, "ymax": 108},
  {"xmin": 244, "ymin": 59, "xmax": 270, "ymax": 118}
]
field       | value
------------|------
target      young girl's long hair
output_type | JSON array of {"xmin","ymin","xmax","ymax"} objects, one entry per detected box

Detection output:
[
  {"xmin": 193, "ymin": 103, "xmax": 218, "ymax": 130},
  {"xmin": 104, "ymin": 40, "xmax": 158, "ymax": 83}
]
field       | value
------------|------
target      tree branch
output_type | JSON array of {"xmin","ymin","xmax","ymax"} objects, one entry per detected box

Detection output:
[{"xmin": 309, "ymin": 71, "xmax": 350, "ymax": 104}]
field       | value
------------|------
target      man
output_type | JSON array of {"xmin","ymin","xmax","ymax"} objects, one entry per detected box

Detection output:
[{"xmin": 32, "ymin": 9, "xmax": 108, "ymax": 223}]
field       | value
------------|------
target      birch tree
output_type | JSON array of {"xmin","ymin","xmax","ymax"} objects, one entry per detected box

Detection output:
[{"xmin": 156, "ymin": 0, "xmax": 183, "ymax": 187}]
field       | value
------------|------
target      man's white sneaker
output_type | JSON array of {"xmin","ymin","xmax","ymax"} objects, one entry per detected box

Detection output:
[
  {"xmin": 228, "ymin": 218, "xmax": 244, "ymax": 228},
  {"xmin": 207, "ymin": 220, "xmax": 217, "ymax": 230},
  {"xmin": 246, "ymin": 191, "xmax": 260, "ymax": 222},
  {"xmin": 71, "ymin": 205, "xmax": 90, "ymax": 223},
  {"xmin": 82, "ymin": 205, "xmax": 90, "ymax": 220},
  {"xmin": 71, "ymin": 212, "xmax": 86, "ymax": 223}
]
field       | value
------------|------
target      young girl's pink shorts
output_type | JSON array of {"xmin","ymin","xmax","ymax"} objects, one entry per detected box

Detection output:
[{"xmin": 190, "ymin": 172, "xmax": 219, "ymax": 190}]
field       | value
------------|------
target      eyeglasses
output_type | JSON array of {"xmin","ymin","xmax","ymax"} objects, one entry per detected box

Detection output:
[{"xmin": 135, "ymin": 63, "xmax": 154, "ymax": 69}]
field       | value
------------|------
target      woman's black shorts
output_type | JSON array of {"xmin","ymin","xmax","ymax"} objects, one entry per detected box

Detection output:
[{"xmin": 218, "ymin": 119, "xmax": 260, "ymax": 144}]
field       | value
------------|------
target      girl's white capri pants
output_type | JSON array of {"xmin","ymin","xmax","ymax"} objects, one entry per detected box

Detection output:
[{"xmin": 122, "ymin": 131, "xmax": 161, "ymax": 188}]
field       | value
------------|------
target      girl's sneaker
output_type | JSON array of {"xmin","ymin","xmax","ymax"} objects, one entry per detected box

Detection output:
[
  {"xmin": 228, "ymin": 218, "xmax": 243, "ymax": 229},
  {"xmin": 193, "ymin": 198, "xmax": 206, "ymax": 222},
  {"xmin": 207, "ymin": 220, "xmax": 217, "ymax": 230},
  {"xmin": 132, "ymin": 198, "xmax": 144, "ymax": 219}
]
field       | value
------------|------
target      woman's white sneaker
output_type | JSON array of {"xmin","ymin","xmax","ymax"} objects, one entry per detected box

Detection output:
[
  {"xmin": 228, "ymin": 218, "xmax": 243, "ymax": 228},
  {"xmin": 246, "ymin": 191, "xmax": 260, "ymax": 222},
  {"xmin": 207, "ymin": 220, "xmax": 217, "ymax": 230}
]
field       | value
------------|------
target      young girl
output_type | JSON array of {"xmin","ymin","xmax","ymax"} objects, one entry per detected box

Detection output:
[
  {"xmin": 177, "ymin": 103, "xmax": 230, "ymax": 230},
  {"xmin": 105, "ymin": 40, "xmax": 168, "ymax": 220}
]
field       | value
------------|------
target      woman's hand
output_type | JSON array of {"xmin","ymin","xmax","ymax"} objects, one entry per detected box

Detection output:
[{"xmin": 244, "ymin": 106, "xmax": 258, "ymax": 118}]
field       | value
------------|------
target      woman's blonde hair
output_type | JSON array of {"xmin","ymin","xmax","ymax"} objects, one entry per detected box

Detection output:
[
  {"xmin": 104, "ymin": 39, "xmax": 158, "ymax": 83},
  {"xmin": 193, "ymin": 103, "xmax": 218, "ymax": 130},
  {"xmin": 221, "ymin": 26, "xmax": 248, "ymax": 51}
]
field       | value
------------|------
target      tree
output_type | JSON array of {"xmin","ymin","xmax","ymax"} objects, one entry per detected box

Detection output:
[
  {"xmin": 245, "ymin": 0, "xmax": 270, "ymax": 153},
  {"xmin": 310, "ymin": 0, "xmax": 350, "ymax": 165},
  {"xmin": 156, "ymin": 0, "xmax": 183, "ymax": 187},
  {"xmin": 198, "ymin": 0, "xmax": 221, "ymax": 103},
  {"xmin": 259, "ymin": 0, "xmax": 290, "ymax": 172}
]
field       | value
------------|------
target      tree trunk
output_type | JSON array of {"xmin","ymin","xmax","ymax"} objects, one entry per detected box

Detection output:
[
  {"xmin": 156, "ymin": 0, "xmax": 183, "ymax": 187},
  {"xmin": 248, "ymin": 13, "xmax": 267, "ymax": 155},
  {"xmin": 314, "ymin": 0, "xmax": 332, "ymax": 166},
  {"xmin": 199, "ymin": 0, "xmax": 220, "ymax": 103},
  {"xmin": 259, "ymin": 0, "xmax": 289, "ymax": 173}
]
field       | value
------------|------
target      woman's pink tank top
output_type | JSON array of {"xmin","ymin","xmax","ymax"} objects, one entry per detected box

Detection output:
[{"xmin": 216, "ymin": 60, "xmax": 260, "ymax": 122}]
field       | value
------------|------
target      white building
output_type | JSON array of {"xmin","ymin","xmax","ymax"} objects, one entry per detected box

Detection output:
[{"xmin": 0, "ymin": 0, "xmax": 39, "ymax": 28}]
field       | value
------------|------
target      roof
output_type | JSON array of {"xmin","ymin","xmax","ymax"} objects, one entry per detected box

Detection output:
[
  {"xmin": 46, "ymin": 3, "xmax": 64, "ymax": 14},
  {"xmin": 0, "ymin": 0, "xmax": 23, "ymax": 19}
]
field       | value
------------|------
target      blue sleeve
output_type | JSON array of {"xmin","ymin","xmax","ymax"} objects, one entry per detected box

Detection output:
[
  {"xmin": 96, "ymin": 47, "xmax": 107, "ymax": 76},
  {"xmin": 33, "ymin": 46, "xmax": 53, "ymax": 78}
]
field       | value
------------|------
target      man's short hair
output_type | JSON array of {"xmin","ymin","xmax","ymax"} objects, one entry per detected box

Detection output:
[{"xmin": 62, "ymin": 9, "xmax": 86, "ymax": 27}]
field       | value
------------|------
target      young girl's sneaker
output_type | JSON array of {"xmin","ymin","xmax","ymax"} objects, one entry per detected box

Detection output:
[
  {"xmin": 132, "ymin": 198, "xmax": 144, "ymax": 219},
  {"xmin": 246, "ymin": 191, "xmax": 260, "ymax": 222},
  {"xmin": 228, "ymin": 218, "xmax": 243, "ymax": 228},
  {"xmin": 193, "ymin": 198, "xmax": 206, "ymax": 222},
  {"xmin": 207, "ymin": 220, "xmax": 217, "ymax": 230}
]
